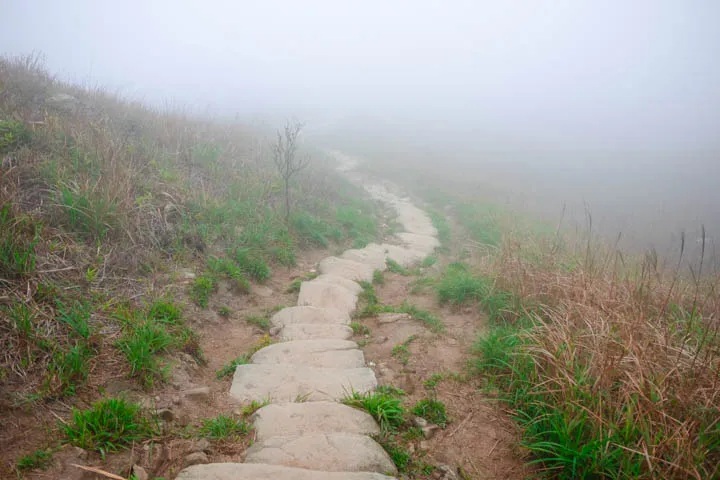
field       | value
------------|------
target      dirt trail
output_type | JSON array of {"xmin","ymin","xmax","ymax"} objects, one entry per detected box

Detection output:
[{"xmin": 21, "ymin": 153, "xmax": 527, "ymax": 479}]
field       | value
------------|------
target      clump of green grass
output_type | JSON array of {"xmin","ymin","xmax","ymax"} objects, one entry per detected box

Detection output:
[
  {"xmin": 343, "ymin": 390, "xmax": 406, "ymax": 432},
  {"xmin": 372, "ymin": 269, "xmax": 385, "ymax": 285},
  {"xmin": 377, "ymin": 437, "xmax": 412, "ymax": 473},
  {"xmin": 350, "ymin": 321, "xmax": 370, "ymax": 335},
  {"xmin": 0, "ymin": 204, "xmax": 40, "ymax": 279},
  {"xmin": 56, "ymin": 299, "xmax": 91, "ymax": 338},
  {"xmin": 116, "ymin": 321, "xmax": 173, "ymax": 387},
  {"xmin": 16, "ymin": 448, "xmax": 53, "ymax": 472},
  {"xmin": 197, "ymin": 414, "xmax": 249, "ymax": 440},
  {"xmin": 336, "ymin": 204, "xmax": 377, "ymax": 248},
  {"xmin": 190, "ymin": 274, "xmax": 216, "ymax": 308},
  {"xmin": 386, "ymin": 258, "xmax": 410, "ymax": 275},
  {"xmin": 235, "ymin": 248, "xmax": 271, "ymax": 282},
  {"xmin": 411, "ymin": 398, "xmax": 448, "ymax": 427},
  {"xmin": 428, "ymin": 210, "xmax": 450, "ymax": 248},
  {"xmin": 44, "ymin": 341, "xmax": 93, "ymax": 397},
  {"xmin": 218, "ymin": 306, "xmax": 232, "ymax": 317},
  {"xmin": 455, "ymin": 202, "xmax": 503, "ymax": 247},
  {"xmin": 397, "ymin": 302, "xmax": 445, "ymax": 333},
  {"xmin": 246, "ymin": 315, "xmax": 270, "ymax": 330},
  {"xmin": 215, "ymin": 354, "xmax": 250, "ymax": 379},
  {"xmin": 436, "ymin": 262, "xmax": 489, "ymax": 305},
  {"xmin": 61, "ymin": 397, "xmax": 154, "ymax": 457},
  {"xmin": 207, "ymin": 256, "xmax": 250, "ymax": 293},
  {"xmin": 0, "ymin": 119, "xmax": 32, "ymax": 153},
  {"xmin": 421, "ymin": 256, "xmax": 438, "ymax": 268},
  {"xmin": 147, "ymin": 299, "xmax": 182, "ymax": 324},
  {"xmin": 391, "ymin": 335, "xmax": 416, "ymax": 366},
  {"xmin": 56, "ymin": 183, "xmax": 118, "ymax": 241}
]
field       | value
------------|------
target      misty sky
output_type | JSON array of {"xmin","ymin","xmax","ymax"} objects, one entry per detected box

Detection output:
[{"xmin": 2, "ymin": 1, "xmax": 719, "ymax": 152}]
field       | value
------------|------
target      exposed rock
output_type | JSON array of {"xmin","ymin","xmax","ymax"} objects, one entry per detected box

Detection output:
[
  {"xmin": 412, "ymin": 416, "xmax": 428, "ymax": 428},
  {"xmin": 190, "ymin": 438, "xmax": 211, "ymax": 453},
  {"xmin": 278, "ymin": 323, "xmax": 354, "ymax": 341},
  {"xmin": 254, "ymin": 285, "xmax": 274, "ymax": 297},
  {"xmin": 253, "ymin": 402, "xmax": 380, "ymax": 440},
  {"xmin": 250, "ymin": 339, "xmax": 365, "ymax": 368},
  {"xmin": 307, "ymin": 274, "xmax": 363, "ymax": 294},
  {"xmin": 230, "ymin": 364, "xmax": 377, "ymax": 402},
  {"xmin": 176, "ymin": 464, "xmax": 397, "ymax": 480},
  {"xmin": 271, "ymin": 306, "xmax": 350, "ymax": 327},
  {"xmin": 435, "ymin": 464, "xmax": 459, "ymax": 480},
  {"xmin": 341, "ymin": 244, "xmax": 388, "ymax": 271},
  {"xmin": 297, "ymin": 281, "xmax": 358, "ymax": 314},
  {"xmin": 245, "ymin": 433, "xmax": 397, "ymax": 474},
  {"xmin": 132, "ymin": 464, "xmax": 149, "ymax": 480},
  {"xmin": 156, "ymin": 408, "xmax": 174, "ymax": 422},
  {"xmin": 46, "ymin": 93, "xmax": 79, "ymax": 112},
  {"xmin": 183, "ymin": 386, "xmax": 211, "ymax": 402},
  {"xmin": 377, "ymin": 312, "xmax": 411, "ymax": 324},
  {"xmin": 318, "ymin": 256, "xmax": 374, "ymax": 282},
  {"xmin": 269, "ymin": 326, "xmax": 282, "ymax": 336},
  {"xmin": 183, "ymin": 451, "xmax": 209, "ymax": 468}
]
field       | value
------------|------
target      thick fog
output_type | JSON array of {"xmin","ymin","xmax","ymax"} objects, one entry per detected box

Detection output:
[{"xmin": 2, "ymin": 1, "xmax": 719, "ymax": 257}]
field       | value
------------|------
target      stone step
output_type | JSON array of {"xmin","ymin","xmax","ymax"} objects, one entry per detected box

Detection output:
[
  {"xmin": 278, "ymin": 323, "xmax": 354, "ymax": 341},
  {"xmin": 253, "ymin": 401, "xmax": 380, "ymax": 440},
  {"xmin": 309, "ymin": 274, "xmax": 363, "ymax": 294},
  {"xmin": 381, "ymin": 244, "xmax": 425, "ymax": 267},
  {"xmin": 297, "ymin": 281, "xmax": 358, "ymax": 314},
  {"xmin": 230, "ymin": 364, "xmax": 377, "ymax": 402},
  {"xmin": 271, "ymin": 306, "xmax": 350, "ymax": 327},
  {"xmin": 251, "ymin": 340, "xmax": 365, "ymax": 368},
  {"xmin": 341, "ymin": 243, "xmax": 388, "ymax": 271},
  {"xmin": 318, "ymin": 256, "xmax": 375, "ymax": 282},
  {"xmin": 176, "ymin": 464, "xmax": 397, "ymax": 480},
  {"xmin": 396, "ymin": 232, "xmax": 440, "ymax": 254},
  {"xmin": 245, "ymin": 433, "xmax": 397, "ymax": 475}
]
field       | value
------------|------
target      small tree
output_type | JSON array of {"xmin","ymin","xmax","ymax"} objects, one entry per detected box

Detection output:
[{"xmin": 273, "ymin": 119, "xmax": 309, "ymax": 222}]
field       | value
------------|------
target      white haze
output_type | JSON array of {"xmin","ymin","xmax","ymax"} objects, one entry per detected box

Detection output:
[{"xmin": 2, "ymin": 0, "xmax": 719, "ymax": 258}]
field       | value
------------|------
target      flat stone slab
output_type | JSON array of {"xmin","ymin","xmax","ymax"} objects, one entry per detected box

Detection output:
[
  {"xmin": 278, "ymin": 323, "xmax": 354, "ymax": 341},
  {"xmin": 245, "ymin": 433, "xmax": 397, "ymax": 475},
  {"xmin": 318, "ymin": 256, "xmax": 375, "ymax": 282},
  {"xmin": 396, "ymin": 232, "xmax": 440, "ymax": 254},
  {"xmin": 253, "ymin": 401, "xmax": 380, "ymax": 440},
  {"xmin": 381, "ymin": 244, "xmax": 425, "ymax": 267},
  {"xmin": 251, "ymin": 340, "xmax": 365, "ymax": 368},
  {"xmin": 297, "ymin": 281, "xmax": 358, "ymax": 314},
  {"xmin": 230, "ymin": 364, "xmax": 377, "ymax": 402},
  {"xmin": 308, "ymin": 274, "xmax": 363, "ymax": 294},
  {"xmin": 271, "ymin": 306, "xmax": 350, "ymax": 327},
  {"xmin": 177, "ymin": 464, "xmax": 396, "ymax": 480},
  {"xmin": 341, "ymin": 244, "xmax": 388, "ymax": 271}
]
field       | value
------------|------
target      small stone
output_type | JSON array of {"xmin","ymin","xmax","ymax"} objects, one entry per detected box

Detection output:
[
  {"xmin": 412, "ymin": 416, "xmax": 428, "ymax": 428},
  {"xmin": 377, "ymin": 313, "xmax": 411, "ymax": 324},
  {"xmin": 377, "ymin": 336, "xmax": 389, "ymax": 344},
  {"xmin": 436, "ymin": 464, "xmax": 459, "ymax": 480},
  {"xmin": 172, "ymin": 395, "xmax": 182, "ymax": 405},
  {"xmin": 420, "ymin": 441, "xmax": 430, "ymax": 450},
  {"xmin": 254, "ymin": 286, "xmax": 274, "ymax": 297},
  {"xmin": 367, "ymin": 361, "xmax": 376, "ymax": 367},
  {"xmin": 132, "ymin": 464, "xmax": 149, "ymax": 480},
  {"xmin": 156, "ymin": 408, "xmax": 174, "ymax": 422},
  {"xmin": 191, "ymin": 438, "xmax": 211, "ymax": 453},
  {"xmin": 181, "ymin": 270, "xmax": 196, "ymax": 280},
  {"xmin": 269, "ymin": 326, "xmax": 281, "ymax": 336},
  {"xmin": 422, "ymin": 425, "xmax": 439, "ymax": 438},
  {"xmin": 73, "ymin": 446, "xmax": 89, "ymax": 461},
  {"xmin": 447, "ymin": 338, "xmax": 458, "ymax": 346},
  {"xmin": 183, "ymin": 451, "xmax": 209, "ymax": 468},
  {"xmin": 183, "ymin": 386, "xmax": 211, "ymax": 402}
]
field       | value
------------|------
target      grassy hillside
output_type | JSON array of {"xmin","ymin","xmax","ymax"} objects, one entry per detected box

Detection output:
[
  {"xmin": 360, "ymin": 160, "xmax": 720, "ymax": 479},
  {"xmin": 0, "ymin": 54, "xmax": 380, "ymax": 472}
]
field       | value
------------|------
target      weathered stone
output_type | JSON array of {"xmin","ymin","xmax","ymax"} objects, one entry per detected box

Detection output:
[
  {"xmin": 183, "ymin": 451, "xmax": 209, "ymax": 468},
  {"xmin": 190, "ymin": 438, "xmax": 211, "ymax": 453},
  {"xmin": 412, "ymin": 416, "xmax": 428, "ymax": 428},
  {"xmin": 251, "ymin": 340, "xmax": 365, "ymax": 368},
  {"xmin": 318, "ymin": 256, "xmax": 374, "ymax": 282},
  {"xmin": 183, "ymin": 386, "xmax": 211, "ymax": 402},
  {"xmin": 341, "ymin": 244, "xmax": 388, "ymax": 271},
  {"xmin": 436, "ymin": 465, "xmax": 459, "ymax": 480},
  {"xmin": 381, "ymin": 244, "xmax": 425, "ymax": 267},
  {"xmin": 271, "ymin": 306, "xmax": 350, "ymax": 327},
  {"xmin": 132, "ymin": 465, "xmax": 149, "ymax": 480},
  {"xmin": 377, "ymin": 313, "xmax": 411, "ymax": 324},
  {"xmin": 308, "ymin": 274, "xmax": 363, "ymax": 294},
  {"xmin": 46, "ymin": 93, "xmax": 79, "ymax": 112},
  {"xmin": 176, "ymin": 464, "xmax": 397, "ymax": 480},
  {"xmin": 278, "ymin": 323, "xmax": 354, "ymax": 341},
  {"xmin": 230, "ymin": 364, "xmax": 377, "ymax": 402},
  {"xmin": 254, "ymin": 285, "xmax": 274, "ymax": 297},
  {"xmin": 297, "ymin": 281, "xmax": 358, "ymax": 314},
  {"xmin": 253, "ymin": 401, "xmax": 380, "ymax": 440},
  {"xmin": 245, "ymin": 433, "xmax": 397, "ymax": 475},
  {"xmin": 396, "ymin": 233, "xmax": 440, "ymax": 254},
  {"xmin": 156, "ymin": 408, "xmax": 174, "ymax": 422}
]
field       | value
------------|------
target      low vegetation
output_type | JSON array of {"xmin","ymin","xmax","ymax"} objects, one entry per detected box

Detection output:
[{"xmin": 197, "ymin": 414, "xmax": 250, "ymax": 440}]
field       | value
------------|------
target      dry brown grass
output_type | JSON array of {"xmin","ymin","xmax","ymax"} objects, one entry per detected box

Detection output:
[{"xmin": 471, "ymin": 221, "xmax": 720, "ymax": 478}]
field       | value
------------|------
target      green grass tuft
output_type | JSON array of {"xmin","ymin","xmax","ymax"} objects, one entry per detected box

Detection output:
[
  {"xmin": 0, "ymin": 204, "xmax": 40, "ymax": 279},
  {"xmin": 350, "ymin": 321, "xmax": 370, "ymax": 335},
  {"xmin": 372, "ymin": 269, "xmax": 385, "ymax": 285},
  {"xmin": 235, "ymin": 248, "xmax": 271, "ymax": 282},
  {"xmin": 411, "ymin": 398, "xmax": 449, "ymax": 427},
  {"xmin": 343, "ymin": 390, "xmax": 406, "ymax": 432},
  {"xmin": 16, "ymin": 448, "xmax": 53, "ymax": 472},
  {"xmin": 216, "ymin": 354, "xmax": 250, "ymax": 379},
  {"xmin": 197, "ymin": 414, "xmax": 249, "ymax": 439},
  {"xmin": 61, "ymin": 398, "xmax": 154, "ymax": 457},
  {"xmin": 436, "ymin": 262, "xmax": 489, "ymax": 305},
  {"xmin": 190, "ymin": 274, "xmax": 216, "ymax": 308}
]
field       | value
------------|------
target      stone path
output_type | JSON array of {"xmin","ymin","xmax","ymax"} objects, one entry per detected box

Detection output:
[{"xmin": 177, "ymin": 154, "xmax": 438, "ymax": 480}]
